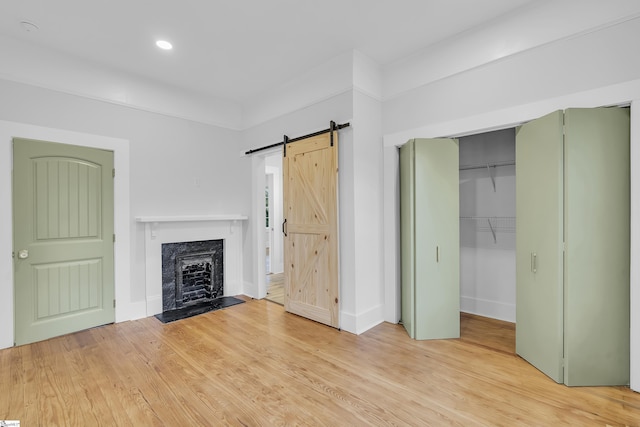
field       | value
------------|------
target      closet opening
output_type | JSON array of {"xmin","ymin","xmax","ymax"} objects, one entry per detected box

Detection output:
[
  {"xmin": 458, "ymin": 128, "xmax": 516, "ymax": 354},
  {"xmin": 400, "ymin": 107, "xmax": 630, "ymax": 385}
]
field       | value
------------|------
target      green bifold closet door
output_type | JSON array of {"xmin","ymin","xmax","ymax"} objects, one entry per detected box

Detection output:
[
  {"xmin": 400, "ymin": 138, "xmax": 459, "ymax": 340},
  {"xmin": 516, "ymin": 107, "xmax": 630, "ymax": 386}
]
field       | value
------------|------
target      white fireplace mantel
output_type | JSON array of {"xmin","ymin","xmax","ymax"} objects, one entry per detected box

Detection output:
[
  {"xmin": 138, "ymin": 214, "xmax": 248, "ymax": 316},
  {"xmin": 136, "ymin": 214, "xmax": 248, "ymax": 223}
]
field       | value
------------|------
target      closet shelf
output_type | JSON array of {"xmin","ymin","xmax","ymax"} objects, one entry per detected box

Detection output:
[
  {"xmin": 458, "ymin": 160, "xmax": 515, "ymax": 171},
  {"xmin": 460, "ymin": 216, "xmax": 516, "ymax": 243}
]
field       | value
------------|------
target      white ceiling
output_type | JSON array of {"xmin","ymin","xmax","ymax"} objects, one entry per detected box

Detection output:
[{"xmin": 0, "ymin": 0, "xmax": 537, "ymax": 103}]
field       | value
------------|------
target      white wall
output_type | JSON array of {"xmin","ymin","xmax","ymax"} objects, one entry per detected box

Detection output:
[
  {"xmin": 382, "ymin": 18, "xmax": 640, "ymax": 391},
  {"xmin": 242, "ymin": 52, "xmax": 355, "ymax": 129},
  {"xmin": 0, "ymin": 79, "xmax": 249, "ymax": 348},
  {"xmin": 347, "ymin": 89, "xmax": 384, "ymax": 333}
]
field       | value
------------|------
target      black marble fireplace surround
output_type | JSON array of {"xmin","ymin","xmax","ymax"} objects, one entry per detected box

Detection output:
[{"xmin": 161, "ymin": 239, "xmax": 223, "ymax": 312}]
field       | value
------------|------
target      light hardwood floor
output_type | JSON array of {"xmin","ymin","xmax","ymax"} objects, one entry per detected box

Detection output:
[{"xmin": 2, "ymin": 299, "xmax": 639, "ymax": 426}]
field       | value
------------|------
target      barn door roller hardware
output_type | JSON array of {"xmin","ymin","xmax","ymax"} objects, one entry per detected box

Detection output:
[
  {"xmin": 244, "ymin": 121, "xmax": 350, "ymax": 156},
  {"xmin": 283, "ymin": 134, "xmax": 289, "ymax": 158}
]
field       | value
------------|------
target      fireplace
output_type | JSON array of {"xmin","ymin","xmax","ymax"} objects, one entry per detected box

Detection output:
[
  {"xmin": 161, "ymin": 239, "xmax": 223, "ymax": 312},
  {"xmin": 137, "ymin": 215, "xmax": 247, "ymax": 317}
]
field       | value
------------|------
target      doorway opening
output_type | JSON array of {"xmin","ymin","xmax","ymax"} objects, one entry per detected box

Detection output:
[
  {"xmin": 458, "ymin": 128, "xmax": 516, "ymax": 354},
  {"xmin": 264, "ymin": 153, "xmax": 284, "ymax": 305}
]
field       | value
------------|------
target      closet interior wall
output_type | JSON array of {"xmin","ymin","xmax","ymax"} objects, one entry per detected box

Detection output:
[{"xmin": 459, "ymin": 129, "xmax": 516, "ymax": 322}]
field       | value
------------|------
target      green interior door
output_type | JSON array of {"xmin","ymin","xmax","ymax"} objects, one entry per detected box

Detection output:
[
  {"xmin": 563, "ymin": 107, "xmax": 630, "ymax": 386},
  {"xmin": 13, "ymin": 138, "xmax": 115, "ymax": 346},
  {"xmin": 401, "ymin": 138, "xmax": 459, "ymax": 340},
  {"xmin": 515, "ymin": 111, "xmax": 565, "ymax": 382}
]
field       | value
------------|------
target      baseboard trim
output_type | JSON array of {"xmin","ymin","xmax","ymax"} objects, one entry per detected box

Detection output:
[
  {"xmin": 146, "ymin": 295, "xmax": 163, "ymax": 317},
  {"xmin": 125, "ymin": 300, "xmax": 148, "ymax": 321},
  {"xmin": 460, "ymin": 296, "xmax": 515, "ymax": 323},
  {"xmin": 340, "ymin": 304, "xmax": 385, "ymax": 335}
]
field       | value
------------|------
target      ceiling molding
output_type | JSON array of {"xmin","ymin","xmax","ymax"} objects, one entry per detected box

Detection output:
[
  {"xmin": 2, "ymin": 1, "xmax": 639, "ymax": 132},
  {"xmin": 0, "ymin": 35, "xmax": 244, "ymax": 130},
  {"xmin": 382, "ymin": 2, "xmax": 640, "ymax": 100}
]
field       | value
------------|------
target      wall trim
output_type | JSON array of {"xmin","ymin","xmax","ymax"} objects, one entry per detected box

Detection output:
[
  {"xmin": 460, "ymin": 297, "xmax": 515, "ymax": 323},
  {"xmin": 382, "ymin": 9, "xmax": 640, "ymax": 101},
  {"xmin": 384, "ymin": 79, "xmax": 640, "ymax": 147},
  {"xmin": 242, "ymin": 87, "xmax": 354, "ymax": 132},
  {"xmin": 0, "ymin": 74, "xmax": 243, "ymax": 131},
  {"xmin": 340, "ymin": 304, "xmax": 385, "ymax": 335}
]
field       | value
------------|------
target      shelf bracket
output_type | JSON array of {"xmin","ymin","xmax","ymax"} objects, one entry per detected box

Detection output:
[
  {"xmin": 486, "ymin": 164, "xmax": 496, "ymax": 192},
  {"xmin": 487, "ymin": 218, "xmax": 497, "ymax": 243}
]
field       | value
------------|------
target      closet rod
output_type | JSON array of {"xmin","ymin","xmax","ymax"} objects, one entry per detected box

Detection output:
[
  {"xmin": 244, "ymin": 121, "xmax": 350, "ymax": 155},
  {"xmin": 459, "ymin": 160, "xmax": 515, "ymax": 171}
]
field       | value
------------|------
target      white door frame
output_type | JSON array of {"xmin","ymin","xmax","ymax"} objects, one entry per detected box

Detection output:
[
  {"xmin": 266, "ymin": 163, "xmax": 284, "ymax": 274},
  {"xmin": 0, "ymin": 120, "xmax": 131, "ymax": 350},
  {"xmin": 250, "ymin": 147, "xmax": 282, "ymax": 299}
]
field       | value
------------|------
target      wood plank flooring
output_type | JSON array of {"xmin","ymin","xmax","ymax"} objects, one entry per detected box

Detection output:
[{"xmin": 2, "ymin": 299, "xmax": 639, "ymax": 426}]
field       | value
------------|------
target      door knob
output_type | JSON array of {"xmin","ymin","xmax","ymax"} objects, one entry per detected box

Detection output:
[{"xmin": 18, "ymin": 249, "xmax": 29, "ymax": 259}]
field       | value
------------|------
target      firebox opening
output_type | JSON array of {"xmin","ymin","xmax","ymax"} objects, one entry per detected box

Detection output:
[
  {"xmin": 161, "ymin": 239, "xmax": 224, "ymax": 312},
  {"xmin": 176, "ymin": 251, "xmax": 220, "ymax": 306}
]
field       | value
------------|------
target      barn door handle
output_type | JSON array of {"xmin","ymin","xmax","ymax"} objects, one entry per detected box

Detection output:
[
  {"xmin": 436, "ymin": 246, "xmax": 440, "ymax": 263},
  {"xmin": 282, "ymin": 219, "xmax": 287, "ymax": 237}
]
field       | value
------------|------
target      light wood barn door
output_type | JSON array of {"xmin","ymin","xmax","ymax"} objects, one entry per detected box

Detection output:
[
  {"xmin": 283, "ymin": 132, "xmax": 339, "ymax": 328},
  {"xmin": 13, "ymin": 138, "xmax": 115, "ymax": 346}
]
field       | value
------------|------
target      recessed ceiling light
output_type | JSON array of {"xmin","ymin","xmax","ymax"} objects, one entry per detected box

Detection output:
[{"xmin": 156, "ymin": 40, "xmax": 173, "ymax": 50}]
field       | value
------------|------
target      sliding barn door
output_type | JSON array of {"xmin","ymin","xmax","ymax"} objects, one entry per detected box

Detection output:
[
  {"xmin": 515, "ymin": 111, "xmax": 565, "ymax": 382},
  {"xmin": 283, "ymin": 132, "xmax": 339, "ymax": 328}
]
